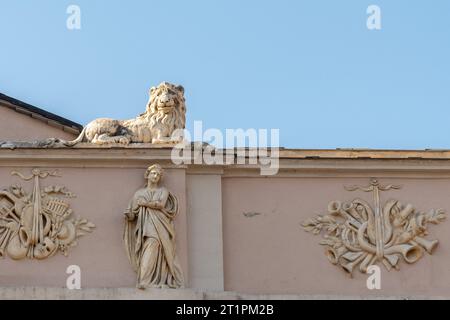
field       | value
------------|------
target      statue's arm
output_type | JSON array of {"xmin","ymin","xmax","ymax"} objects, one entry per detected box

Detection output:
[
  {"xmin": 137, "ymin": 189, "xmax": 169, "ymax": 210},
  {"xmin": 124, "ymin": 195, "xmax": 140, "ymax": 221},
  {"xmin": 124, "ymin": 207, "xmax": 136, "ymax": 221},
  {"xmin": 159, "ymin": 189, "xmax": 169, "ymax": 208}
]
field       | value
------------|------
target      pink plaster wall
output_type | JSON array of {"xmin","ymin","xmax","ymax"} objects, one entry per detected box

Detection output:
[
  {"xmin": 0, "ymin": 167, "xmax": 188, "ymax": 288},
  {"xmin": 222, "ymin": 177, "xmax": 450, "ymax": 296},
  {"xmin": 0, "ymin": 107, "xmax": 77, "ymax": 141},
  {"xmin": 3, "ymin": 162, "xmax": 450, "ymax": 297}
]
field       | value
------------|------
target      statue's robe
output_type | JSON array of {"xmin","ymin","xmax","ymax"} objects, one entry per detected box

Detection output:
[{"xmin": 123, "ymin": 187, "xmax": 184, "ymax": 288}]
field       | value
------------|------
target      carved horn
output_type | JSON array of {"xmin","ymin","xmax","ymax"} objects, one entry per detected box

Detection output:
[
  {"xmin": 342, "ymin": 202, "xmax": 362, "ymax": 222},
  {"xmin": 394, "ymin": 203, "xmax": 414, "ymax": 227},
  {"xmin": 341, "ymin": 254, "xmax": 366, "ymax": 277},
  {"xmin": 357, "ymin": 222, "xmax": 377, "ymax": 254},
  {"xmin": 328, "ymin": 201, "xmax": 362, "ymax": 228},
  {"xmin": 385, "ymin": 244, "xmax": 423, "ymax": 264},
  {"xmin": 399, "ymin": 204, "xmax": 415, "ymax": 221},
  {"xmin": 325, "ymin": 246, "xmax": 347, "ymax": 265},
  {"xmin": 328, "ymin": 201, "xmax": 341, "ymax": 215},
  {"xmin": 414, "ymin": 237, "xmax": 438, "ymax": 254}
]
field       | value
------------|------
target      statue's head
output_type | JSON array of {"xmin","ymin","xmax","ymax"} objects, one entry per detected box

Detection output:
[
  {"xmin": 145, "ymin": 82, "xmax": 186, "ymax": 132},
  {"xmin": 145, "ymin": 164, "xmax": 164, "ymax": 185},
  {"xmin": 148, "ymin": 82, "xmax": 185, "ymax": 114}
]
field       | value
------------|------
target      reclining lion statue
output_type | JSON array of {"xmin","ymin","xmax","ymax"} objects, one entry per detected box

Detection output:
[{"xmin": 64, "ymin": 82, "xmax": 186, "ymax": 146}]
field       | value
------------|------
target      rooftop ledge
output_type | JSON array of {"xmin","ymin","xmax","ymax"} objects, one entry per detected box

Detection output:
[{"xmin": 2, "ymin": 141, "xmax": 450, "ymax": 159}]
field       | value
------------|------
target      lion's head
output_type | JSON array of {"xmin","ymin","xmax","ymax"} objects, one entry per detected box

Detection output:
[{"xmin": 146, "ymin": 82, "xmax": 186, "ymax": 132}]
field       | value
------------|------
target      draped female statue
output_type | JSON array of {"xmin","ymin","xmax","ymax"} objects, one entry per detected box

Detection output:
[{"xmin": 123, "ymin": 164, "xmax": 184, "ymax": 289}]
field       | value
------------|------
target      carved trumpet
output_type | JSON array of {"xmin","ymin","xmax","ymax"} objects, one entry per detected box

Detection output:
[
  {"xmin": 342, "ymin": 202, "xmax": 363, "ymax": 222},
  {"xmin": 328, "ymin": 201, "xmax": 361, "ymax": 229},
  {"xmin": 393, "ymin": 204, "xmax": 414, "ymax": 227},
  {"xmin": 341, "ymin": 253, "xmax": 366, "ymax": 277},
  {"xmin": 414, "ymin": 237, "xmax": 438, "ymax": 254},
  {"xmin": 357, "ymin": 222, "xmax": 377, "ymax": 254},
  {"xmin": 325, "ymin": 246, "xmax": 347, "ymax": 265},
  {"xmin": 328, "ymin": 200, "xmax": 341, "ymax": 214},
  {"xmin": 384, "ymin": 243, "xmax": 423, "ymax": 264}
]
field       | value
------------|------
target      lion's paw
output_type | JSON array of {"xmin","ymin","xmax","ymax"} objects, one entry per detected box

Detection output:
[{"xmin": 118, "ymin": 137, "xmax": 130, "ymax": 145}]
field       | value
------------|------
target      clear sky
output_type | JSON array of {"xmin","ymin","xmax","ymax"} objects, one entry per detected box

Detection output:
[{"xmin": 1, "ymin": 0, "xmax": 450, "ymax": 149}]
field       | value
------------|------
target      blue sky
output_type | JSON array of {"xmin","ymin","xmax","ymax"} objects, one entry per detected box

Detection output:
[{"xmin": 1, "ymin": 0, "xmax": 449, "ymax": 149}]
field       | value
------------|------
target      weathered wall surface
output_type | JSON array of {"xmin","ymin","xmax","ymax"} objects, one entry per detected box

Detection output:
[
  {"xmin": 186, "ymin": 173, "xmax": 224, "ymax": 290},
  {"xmin": 0, "ymin": 107, "xmax": 76, "ymax": 141},
  {"xmin": 222, "ymin": 176, "xmax": 450, "ymax": 296}
]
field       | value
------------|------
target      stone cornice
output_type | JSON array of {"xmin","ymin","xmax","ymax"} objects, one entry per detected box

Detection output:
[{"xmin": 2, "ymin": 147, "xmax": 450, "ymax": 177}]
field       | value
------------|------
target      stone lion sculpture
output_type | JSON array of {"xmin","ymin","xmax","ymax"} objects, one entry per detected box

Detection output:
[{"xmin": 64, "ymin": 82, "xmax": 186, "ymax": 146}]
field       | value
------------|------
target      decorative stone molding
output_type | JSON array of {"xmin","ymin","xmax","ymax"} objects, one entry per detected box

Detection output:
[
  {"xmin": 0, "ymin": 169, "xmax": 95, "ymax": 260},
  {"xmin": 124, "ymin": 164, "xmax": 185, "ymax": 289},
  {"xmin": 302, "ymin": 179, "xmax": 446, "ymax": 276},
  {"xmin": 0, "ymin": 139, "xmax": 63, "ymax": 149}
]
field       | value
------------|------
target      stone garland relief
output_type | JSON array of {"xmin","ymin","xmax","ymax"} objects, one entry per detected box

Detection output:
[
  {"xmin": 123, "ymin": 164, "xmax": 185, "ymax": 289},
  {"xmin": 302, "ymin": 179, "xmax": 446, "ymax": 277},
  {"xmin": 0, "ymin": 169, "xmax": 95, "ymax": 260}
]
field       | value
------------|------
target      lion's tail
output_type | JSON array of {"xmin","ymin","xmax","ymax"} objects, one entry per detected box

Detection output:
[{"xmin": 61, "ymin": 127, "xmax": 86, "ymax": 147}]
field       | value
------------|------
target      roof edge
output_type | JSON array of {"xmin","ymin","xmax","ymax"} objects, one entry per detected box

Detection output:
[{"xmin": 0, "ymin": 93, "xmax": 83, "ymax": 134}]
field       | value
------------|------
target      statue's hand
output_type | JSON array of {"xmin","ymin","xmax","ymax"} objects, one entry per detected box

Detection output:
[
  {"xmin": 125, "ymin": 212, "xmax": 136, "ymax": 221},
  {"xmin": 137, "ymin": 199, "xmax": 148, "ymax": 206},
  {"xmin": 148, "ymin": 201, "xmax": 163, "ymax": 209},
  {"xmin": 136, "ymin": 199, "xmax": 162, "ymax": 209}
]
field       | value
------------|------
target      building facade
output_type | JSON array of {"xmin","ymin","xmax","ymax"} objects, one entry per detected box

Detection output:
[{"xmin": 1, "ymin": 93, "xmax": 449, "ymax": 299}]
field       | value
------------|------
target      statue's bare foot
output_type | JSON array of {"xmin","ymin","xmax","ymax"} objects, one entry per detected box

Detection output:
[{"xmin": 136, "ymin": 283, "xmax": 146, "ymax": 290}]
